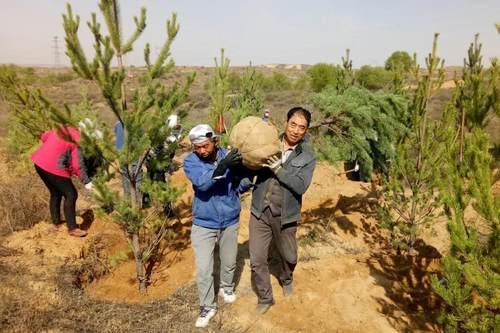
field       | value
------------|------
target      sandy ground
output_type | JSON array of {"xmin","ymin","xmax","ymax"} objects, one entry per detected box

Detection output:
[{"xmin": 1, "ymin": 161, "xmax": 446, "ymax": 332}]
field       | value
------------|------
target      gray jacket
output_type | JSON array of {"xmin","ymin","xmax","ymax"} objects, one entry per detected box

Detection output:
[{"xmin": 251, "ymin": 138, "xmax": 316, "ymax": 225}]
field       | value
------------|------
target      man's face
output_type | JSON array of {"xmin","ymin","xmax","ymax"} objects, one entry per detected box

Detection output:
[
  {"xmin": 284, "ymin": 114, "xmax": 308, "ymax": 146},
  {"xmin": 193, "ymin": 139, "xmax": 216, "ymax": 159}
]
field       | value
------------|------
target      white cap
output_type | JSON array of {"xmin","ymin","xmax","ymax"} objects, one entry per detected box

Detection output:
[{"xmin": 188, "ymin": 124, "xmax": 216, "ymax": 144}]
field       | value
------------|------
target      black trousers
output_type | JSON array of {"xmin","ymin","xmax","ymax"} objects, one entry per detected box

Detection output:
[{"xmin": 35, "ymin": 165, "xmax": 78, "ymax": 230}]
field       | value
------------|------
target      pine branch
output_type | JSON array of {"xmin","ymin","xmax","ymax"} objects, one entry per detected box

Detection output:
[
  {"xmin": 122, "ymin": 8, "xmax": 146, "ymax": 54},
  {"xmin": 149, "ymin": 13, "xmax": 179, "ymax": 79},
  {"xmin": 63, "ymin": 4, "xmax": 93, "ymax": 79},
  {"xmin": 99, "ymin": 0, "xmax": 122, "ymax": 53}
]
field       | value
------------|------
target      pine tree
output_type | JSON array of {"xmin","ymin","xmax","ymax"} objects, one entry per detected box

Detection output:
[
  {"xmin": 62, "ymin": 0, "xmax": 194, "ymax": 293},
  {"xmin": 208, "ymin": 48, "xmax": 231, "ymax": 135},
  {"xmin": 311, "ymin": 86, "xmax": 408, "ymax": 179},
  {"xmin": 456, "ymin": 34, "xmax": 499, "ymax": 162},
  {"xmin": 379, "ymin": 34, "xmax": 447, "ymax": 252},
  {"xmin": 432, "ymin": 128, "xmax": 499, "ymax": 333},
  {"xmin": 229, "ymin": 64, "xmax": 264, "ymax": 130},
  {"xmin": 0, "ymin": 0, "xmax": 194, "ymax": 293},
  {"xmin": 430, "ymin": 35, "xmax": 500, "ymax": 333},
  {"xmin": 335, "ymin": 49, "xmax": 355, "ymax": 94}
]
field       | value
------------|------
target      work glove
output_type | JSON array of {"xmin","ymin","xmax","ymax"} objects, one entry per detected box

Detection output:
[
  {"xmin": 84, "ymin": 182, "xmax": 93, "ymax": 191},
  {"xmin": 213, "ymin": 149, "xmax": 242, "ymax": 178},
  {"xmin": 262, "ymin": 155, "xmax": 282, "ymax": 174}
]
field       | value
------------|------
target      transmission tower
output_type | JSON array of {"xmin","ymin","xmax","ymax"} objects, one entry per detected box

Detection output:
[{"xmin": 52, "ymin": 36, "xmax": 61, "ymax": 68}]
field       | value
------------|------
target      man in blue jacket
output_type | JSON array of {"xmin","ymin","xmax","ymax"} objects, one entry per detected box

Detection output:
[{"xmin": 183, "ymin": 124, "xmax": 252, "ymax": 328}]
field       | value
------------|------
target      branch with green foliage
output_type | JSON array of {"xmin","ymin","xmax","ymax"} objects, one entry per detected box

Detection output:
[
  {"xmin": 208, "ymin": 48, "xmax": 231, "ymax": 134},
  {"xmin": 311, "ymin": 86, "xmax": 408, "ymax": 179},
  {"xmin": 379, "ymin": 33, "xmax": 447, "ymax": 252},
  {"xmin": 229, "ymin": 64, "xmax": 264, "ymax": 130}
]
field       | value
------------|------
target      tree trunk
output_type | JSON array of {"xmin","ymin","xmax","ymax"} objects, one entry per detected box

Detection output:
[
  {"xmin": 131, "ymin": 232, "xmax": 146, "ymax": 293},
  {"xmin": 128, "ymin": 182, "xmax": 146, "ymax": 293}
]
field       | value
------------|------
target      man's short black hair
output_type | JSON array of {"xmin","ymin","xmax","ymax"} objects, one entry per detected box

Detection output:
[{"xmin": 287, "ymin": 107, "xmax": 311, "ymax": 127}]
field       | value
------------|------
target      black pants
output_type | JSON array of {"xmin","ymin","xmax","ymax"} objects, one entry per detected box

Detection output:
[{"xmin": 35, "ymin": 165, "xmax": 78, "ymax": 230}]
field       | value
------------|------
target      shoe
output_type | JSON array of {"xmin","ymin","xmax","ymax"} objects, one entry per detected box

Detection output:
[
  {"xmin": 218, "ymin": 288, "xmax": 237, "ymax": 303},
  {"xmin": 195, "ymin": 307, "xmax": 217, "ymax": 328},
  {"xmin": 256, "ymin": 302, "xmax": 274, "ymax": 315},
  {"xmin": 49, "ymin": 222, "xmax": 64, "ymax": 231},
  {"xmin": 283, "ymin": 283, "xmax": 293, "ymax": 297},
  {"xmin": 68, "ymin": 228, "xmax": 87, "ymax": 237}
]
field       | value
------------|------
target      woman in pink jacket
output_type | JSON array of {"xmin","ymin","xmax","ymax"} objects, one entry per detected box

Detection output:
[{"xmin": 32, "ymin": 126, "xmax": 92, "ymax": 237}]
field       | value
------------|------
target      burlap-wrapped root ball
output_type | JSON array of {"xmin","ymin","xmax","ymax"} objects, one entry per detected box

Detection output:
[{"xmin": 229, "ymin": 116, "xmax": 281, "ymax": 170}]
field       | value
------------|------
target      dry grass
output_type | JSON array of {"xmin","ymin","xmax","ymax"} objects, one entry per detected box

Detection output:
[
  {"xmin": 0, "ymin": 171, "xmax": 49, "ymax": 236},
  {"xmin": 0, "ymin": 256, "xmax": 245, "ymax": 333}
]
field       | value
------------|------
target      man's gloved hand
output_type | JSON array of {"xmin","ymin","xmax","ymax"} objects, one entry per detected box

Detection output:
[
  {"xmin": 213, "ymin": 148, "xmax": 242, "ymax": 178},
  {"xmin": 84, "ymin": 182, "xmax": 93, "ymax": 191},
  {"xmin": 224, "ymin": 148, "xmax": 242, "ymax": 168},
  {"xmin": 262, "ymin": 155, "xmax": 282, "ymax": 174}
]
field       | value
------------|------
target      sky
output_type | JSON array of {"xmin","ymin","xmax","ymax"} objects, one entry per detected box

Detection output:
[{"xmin": 0, "ymin": 0, "xmax": 499, "ymax": 67}]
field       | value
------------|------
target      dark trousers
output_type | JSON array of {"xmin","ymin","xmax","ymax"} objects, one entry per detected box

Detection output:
[
  {"xmin": 249, "ymin": 208, "xmax": 297, "ymax": 304},
  {"xmin": 35, "ymin": 165, "xmax": 78, "ymax": 230}
]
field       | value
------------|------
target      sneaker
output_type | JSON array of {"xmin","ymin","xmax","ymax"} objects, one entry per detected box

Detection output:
[
  {"xmin": 49, "ymin": 222, "xmax": 64, "ymax": 231},
  {"xmin": 256, "ymin": 302, "xmax": 274, "ymax": 315},
  {"xmin": 283, "ymin": 283, "xmax": 293, "ymax": 297},
  {"xmin": 218, "ymin": 288, "xmax": 237, "ymax": 303},
  {"xmin": 195, "ymin": 307, "xmax": 217, "ymax": 328},
  {"xmin": 68, "ymin": 228, "xmax": 87, "ymax": 237}
]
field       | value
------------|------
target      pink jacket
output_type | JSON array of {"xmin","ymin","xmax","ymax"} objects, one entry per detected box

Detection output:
[{"xmin": 32, "ymin": 127, "xmax": 90, "ymax": 183}]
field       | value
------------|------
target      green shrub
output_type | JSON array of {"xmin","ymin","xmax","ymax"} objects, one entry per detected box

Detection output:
[
  {"xmin": 254, "ymin": 71, "xmax": 293, "ymax": 92},
  {"xmin": 355, "ymin": 65, "xmax": 392, "ymax": 91},
  {"xmin": 385, "ymin": 50, "xmax": 413, "ymax": 71},
  {"xmin": 293, "ymin": 73, "xmax": 310, "ymax": 91},
  {"xmin": 227, "ymin": 72, "xmax": 242, "ymax": 92},
  {"xmin": 307, "ymin": 63, "xmax": 339, "ymax": 92},
  {"xmin": 270, "ymin": 72, "xmax": 292, "ymax": 90},
  {"xmin": 40, "ymin": 71, "xmax": 76, "ymax": 84}
]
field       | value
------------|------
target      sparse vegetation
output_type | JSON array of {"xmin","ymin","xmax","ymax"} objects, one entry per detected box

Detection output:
[{"xmin": 0, "ymin": 4, "xmax": 499, "ymax": 333}]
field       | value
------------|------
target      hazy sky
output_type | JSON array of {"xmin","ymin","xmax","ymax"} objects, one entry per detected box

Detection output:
[{"xmin": 0, "ymin": 0, "xmax": 499, "ymax": 67}]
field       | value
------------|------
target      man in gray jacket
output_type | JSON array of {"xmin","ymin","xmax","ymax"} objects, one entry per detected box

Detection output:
[{"xmin": 249, "ymin": 106, "xmax": 316, "ymax": 314}]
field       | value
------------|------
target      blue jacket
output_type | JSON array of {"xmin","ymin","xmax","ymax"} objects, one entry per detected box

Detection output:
[
  {"xmin": 114, "ymin": 121, "xmax": 125, "ymax": 149},
  {"xmin": 184, "ymin": 147, "xmax": 252, "ymax": 229}
]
